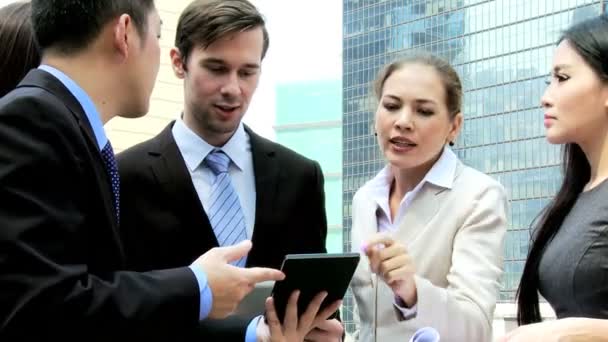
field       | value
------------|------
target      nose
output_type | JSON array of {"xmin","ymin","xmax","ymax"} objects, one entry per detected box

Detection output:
[
  {"xmin": 541, "ymin": 84, "xmax": 553, "ymax": 109},
  {"xmin": 220, "ymin": 72, "xmax": 241, "ymax": 98},
  {"xmin": 394, "ymin": 108, "xmax": 414, "ymax": 131}
]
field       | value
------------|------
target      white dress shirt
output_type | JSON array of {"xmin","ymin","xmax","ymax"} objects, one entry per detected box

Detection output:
[
  {"xmin": 172, "ymin": 118, "xmax": 256, "ymax": 239},
  {"xmin": 361, "ymin": 146, "xmax": 457, "ymax": 317}
]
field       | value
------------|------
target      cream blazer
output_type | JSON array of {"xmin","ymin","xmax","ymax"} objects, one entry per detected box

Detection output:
[{"xmin": 348, "ymin": 160, "xmax": 508, "ymax": 342}]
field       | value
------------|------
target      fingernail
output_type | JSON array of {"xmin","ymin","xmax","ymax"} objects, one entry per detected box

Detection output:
[{"xmin": 360, "ymin": 243, "xmax": 368, "ymax": 253}]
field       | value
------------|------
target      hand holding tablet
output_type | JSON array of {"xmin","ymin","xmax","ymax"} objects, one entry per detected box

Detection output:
[{"xmin": 270, "ymin": 253, "xmax": 360, "ymax": 323}]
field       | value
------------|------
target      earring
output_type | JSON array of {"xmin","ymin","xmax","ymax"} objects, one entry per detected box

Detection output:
[
  {"xmin": 449, "ymin": 141, "xmax": 454, "ymax": 146},
  {"xmin": 374, "ymin": 132, "xmax": 378, "ymax": 136}
]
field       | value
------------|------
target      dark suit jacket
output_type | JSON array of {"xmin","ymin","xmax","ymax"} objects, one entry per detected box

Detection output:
[
  {"xmin": 117, "ymin": 121, "xmax": 329, "ymax": 340},
  {"xmin": 0, "ymin": 70, "xmax": 200, "ymax": 340}
]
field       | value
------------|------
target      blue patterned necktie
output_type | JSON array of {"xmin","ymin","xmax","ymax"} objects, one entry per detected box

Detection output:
[
  {"xmin": 101, "ymin": 141, "xmax": 120, "ymax": 225},
  {"xmin": 204, "ymin": 149, "xmax": 247, "ymax": 267}
]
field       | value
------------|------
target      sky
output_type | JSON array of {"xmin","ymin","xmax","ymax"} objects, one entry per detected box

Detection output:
[
  {"xmin": 244, "ymin": 0, "xmax": 343, "ymax": 139},
  {"xmin": 0, "ymin": 0, "xmax": 343, "ymax": 140}
]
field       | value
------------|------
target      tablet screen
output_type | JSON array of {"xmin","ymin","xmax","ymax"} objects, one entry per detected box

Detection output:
[{"xmin": 270, "ymin": 253, "xmax": 360, "ymax": 322}]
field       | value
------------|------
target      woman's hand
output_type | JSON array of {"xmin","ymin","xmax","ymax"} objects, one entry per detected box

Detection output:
[{"xmin": 363, "ymin": 233, "xmax": 417, "ymax": 306}]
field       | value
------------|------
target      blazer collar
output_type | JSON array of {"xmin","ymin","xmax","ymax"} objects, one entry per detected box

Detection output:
[
  {"xmin": 148, "ymin": 121, "xmax": 280, "ymax": 252},
  {"xmin": 245, "ymin": 126, "xmax": 280, "ymax": 248},
  {"xmin": 147, "ymin": 122, "xmax": 220, "ymax": 247},
  {"xmin": 396, "ymin": 160, "xmax": 464, "ymax": 244},
  {"xmin": 356, "ymin": 158, "xmax": 464, "ymax": 246},
  {"xmin": 16, "ymin": 69, "xmax": 120, "ymax": 240},
  {"xmin": 18, "ymin": 69, "xmax": 100, "ymax": 151},
  {"xmin": 146, "ymin": 122, "xmax": 283, "ymax": 254}
]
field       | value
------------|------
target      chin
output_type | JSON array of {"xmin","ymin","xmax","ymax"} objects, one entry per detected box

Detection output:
[
  {"xmin": 121, "ymin": 102, "xmax": 150, "ymax": 119},
  {"xmin": 545, "ymin": 132, "xmax": 567, "ymax": 145},
  {"xmin": 386, "ymin": 156, "xmax": 422, "ymax": 171}
]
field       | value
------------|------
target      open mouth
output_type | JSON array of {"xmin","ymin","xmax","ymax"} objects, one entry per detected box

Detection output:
[
  {"xmin": 390, "ymin": 137, "xmax": 417, "ymax": 148},
  {"xmin": 214, "ymin": 104, "xmax": 240, "ymax": 114}
]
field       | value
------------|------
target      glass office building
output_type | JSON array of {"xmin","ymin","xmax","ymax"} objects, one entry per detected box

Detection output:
[
  {"xmin": 275, "ymin": 80, "xmax": 343, "ymax": 253},
  {"xmin": 342, "ymin": 0, "xmax": 604, "ymax": 330}
]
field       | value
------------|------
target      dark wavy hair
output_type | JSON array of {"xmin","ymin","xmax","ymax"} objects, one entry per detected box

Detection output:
[{"xmin": 515, "ymin": 15, "xmax": 608, "ymax": 325}]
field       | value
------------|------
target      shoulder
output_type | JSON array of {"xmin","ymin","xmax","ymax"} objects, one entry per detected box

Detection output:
[
  {"xmin": 118, "ymin": 122, "xmax": 174, "ymax": 160},
  {"xmin": 454, "ymin": 163, "xmax": 506, "ymax": 198},
  {"xmin": 1, "ymin": 86, "xmax": 69, "ymax": 120},
  {"xmin": 117, "ymin": 136, "xmax": 156, "ymax": 161},
  {"xmin": 450, "ymin": 164, "xmax": 508, "ymax": 219},
  {"xmin": 0, "ymin": 86, "xmax": 81, "ymax": 141},
  {"xmin": 116, "ymin": 127, "xmax": 169, "ymax": 173}
]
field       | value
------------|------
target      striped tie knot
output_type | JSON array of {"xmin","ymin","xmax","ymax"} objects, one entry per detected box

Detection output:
[{"xmin": 204, "ymin": 149, "xmax": 230, "ymax": 175}]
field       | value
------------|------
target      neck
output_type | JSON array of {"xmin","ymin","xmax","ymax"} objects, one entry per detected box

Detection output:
[
  {"xmin": 579, "ymin": 127, "xmax": 608, "ymax": 190},
  {"xmin": 42, "ymin": 53, "xmax": 119, "ymax": 125},
  {"xmin": 390, "ymin": 150, "xmax": 441, "ymax": 200}
]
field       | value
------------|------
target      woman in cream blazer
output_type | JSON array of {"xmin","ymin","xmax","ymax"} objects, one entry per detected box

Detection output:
[{"xmin": 348, "ymin": 53, "xmax": 508, "ymax": 342}]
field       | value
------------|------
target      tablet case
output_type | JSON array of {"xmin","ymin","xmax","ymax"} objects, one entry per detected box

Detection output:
[{"xmin": 271, "ymin": 253, "xmax": 360, "ymax": 323}]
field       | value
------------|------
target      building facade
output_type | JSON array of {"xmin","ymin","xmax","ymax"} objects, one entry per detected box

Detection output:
[
  {"xmin": 275, "ymin": 80, "xmax": 344, "ymax": 252},
  {"xmin": 342, "ymin": 0, "xmax": 603, "ymax": 333}
]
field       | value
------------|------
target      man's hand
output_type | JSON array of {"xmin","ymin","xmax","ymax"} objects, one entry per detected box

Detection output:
[
  {"xmin": 191, "ymin": 240, "xmax": 285, "ymax": 319},
  {"xmin": 258, "ymin": 290, "xmax": 342, "ymax": 342}
]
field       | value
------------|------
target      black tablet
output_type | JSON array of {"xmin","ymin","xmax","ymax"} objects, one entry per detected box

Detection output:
[{"xmin": 270, "ymin": 252, "xmax": 360, "ymax": 322}]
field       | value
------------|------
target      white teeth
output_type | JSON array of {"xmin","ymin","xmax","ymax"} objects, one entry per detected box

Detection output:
[
  {"xmin": 217, "ymin": 105, "xmax": 236, "ymax": 111},
  {"xmin": 391, "ymin": 139, "xmax": 415, "ymax": 147}
]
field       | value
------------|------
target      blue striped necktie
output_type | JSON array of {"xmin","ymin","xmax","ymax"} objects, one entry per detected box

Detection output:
[
  {"xmin": 100, "ymin": 141, "xmax": 120, "ymax": 225},
  {"xmin": 204, "ymin": 149, "xmax": 247, "ymax": 267}
]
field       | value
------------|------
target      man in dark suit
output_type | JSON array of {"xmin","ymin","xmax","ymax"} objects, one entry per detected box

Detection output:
[
  {"xmin": 0, "ymin": 1, "xmax": 285, "ymax": 340},
  {"xmin": 117, "ymin": 1, "xmax": 344, "ymax": 341}
]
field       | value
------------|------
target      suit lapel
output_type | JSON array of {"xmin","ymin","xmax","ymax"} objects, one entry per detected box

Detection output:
[
  {"xmin": 396, "ymin": 184, "xmax": 443, "ymax": 245},
  {"xmin": 18, "ymin": 69, "xmax": 119, "ymax": 234},
  {"xmin": 352, "ymin": 194, "xmax": 380, "ymax": 286},
  {"xmin": 246, "ymin": 126, "xmax": 279, "ymax": 262},
  {"xmin": 20, "ymin": 70, "xmax": 100, "ymax": 152},
  {"xmin": 396, "ymin": 161, "xmax": 464, "ymax": 245},
  {"xmin": 354, "ymin": 196, "xmax": 380, "ymax": 246},
  {"xmin": 148, "ymin": 123, "xmax": 219, "ymax": 247},
  {"xmin": 19, "ymin": 69, "xmax": 122, "ymax": 253}
]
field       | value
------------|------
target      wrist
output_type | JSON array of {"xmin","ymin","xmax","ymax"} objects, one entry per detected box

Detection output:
[
  {"xmin": 396, "ymin": 279, "xmax": 417, "ymax": 307},
  {"xmin": 256, "ymin": 316, "xmax": 270, "ymax": 342}
]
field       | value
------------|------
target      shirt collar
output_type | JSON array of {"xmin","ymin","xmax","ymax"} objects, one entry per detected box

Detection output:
[
  {"xmin": 367, "ymin": 146, "xmax": 458, "ymax": 200},
  {"xmin": 172, "ymin": 118, "xmax": 249, "ymax": 172},
  {"xmin": 38, "ymin": 65, "xmax": 107, "ymax": 150},
  {"xmin": 424, "ymin": 146, "xmax": 457, "ymax": 189}
]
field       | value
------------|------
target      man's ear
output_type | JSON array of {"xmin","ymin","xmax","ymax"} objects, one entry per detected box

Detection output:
[
  {"xmin": 112, "ymin": 14, "xmax": 133, "ymax": 60},
  {"xmin": 170, "ymin": 48, "xmax": 186, "ymax": 79}
]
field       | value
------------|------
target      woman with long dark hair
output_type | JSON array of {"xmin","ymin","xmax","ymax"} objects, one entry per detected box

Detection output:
[
  {"xmin": 501, "ymin": 14, "xmax": 608, "ymax": 341},
  {"xmin": 0, "ymin": 1, "xmax": 40, "ymax": 97}
]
